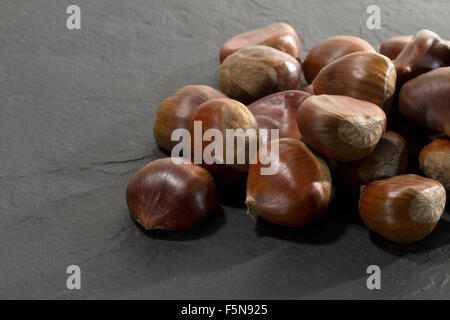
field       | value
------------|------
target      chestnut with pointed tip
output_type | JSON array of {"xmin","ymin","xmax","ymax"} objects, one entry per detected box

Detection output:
[
  {"xmin": 312, "ymin": 52, "xmax": 396, "ymax": 111},
  {"xmin": 419, "ymin": 138, "xmax": 450, "ymax": 192},
  {"xmin": 303, "ymin": 35, "xmax": 375, "ymax": 83},
  {"xmin": 394, "ymin": 29, "xmax": 450, "ymax": 86},
  {"xmin": 126, "ymin": 158, "xmax": 218, "ymax": 230},
  {"xmin": 378, "ymin": 35, "xmax": 450, "ymax": 60},
  {"xmin": 153, "ymin": 85, "xmax": 226, "ymax": 151},
  {"xmin": 246, "ymin": 138, "xmax": 332, "ymax": 227},
  {"xmin": 220, "ymin": 45, "xmax": 302, "ymax": 104},
  {"xmin": 398, "ymin": 67, "xmax": 450, "ymax": 136},
  {"xmin": 220, "ymin": 22, "xmax": 302, "ymax": 63},
  {"xmin": 359, "ymin": 174, "xmax": 446, "ymax": 243},
  {"xmin": 297, "ymin": 95, "xmax": 387, "ymax": 162},
  {"xmin": 247, "ymin": 90, "xmax": 310, "ymax": 146}
]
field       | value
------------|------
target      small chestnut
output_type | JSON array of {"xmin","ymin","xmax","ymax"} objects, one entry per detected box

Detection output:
[
  {"xmin": 419, "ymin": 138, "xmax": 450, "ymax": 192},
  {"xmin": 297, "ymin": 95, "xmax": 387, "ymax": 162},
  {"xmin": 359, "ymin": 174, "xmax": 446, "ymax": 243},
  {"xmin": 220, "ymin": 22, "xmax": 302, "ymax": 63},
  {"xmin": 246, "ymin": 138, "xmax": 332, "ymax": 227},
  {"xmin": 303, "ymin": 35, "xmax": 375, "ymax": 83},
  {"xmin": 126, "ymin": 158, "xmax": 218, "ymax": 230},
  {"xmin": 153, "ymin": 85, "xmax": 226, "ymax": 151},
  {"xmin": 247, "ymin": 90, "xmax": 310, "ymax": 146},
  {"xmin": 220, "ymin": 45, "xmax": 302, "ymax": 104},
  {"xmin": 312, "ymin": 52, "xmax": 396, "ymax": 111}
]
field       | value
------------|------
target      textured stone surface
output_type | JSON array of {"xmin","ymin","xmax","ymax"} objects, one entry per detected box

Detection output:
[{"xmin": 0, "ymin": 0, "xmax": 449, "ymax": 299}]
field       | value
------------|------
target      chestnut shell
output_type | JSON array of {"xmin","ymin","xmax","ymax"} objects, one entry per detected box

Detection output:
[{"xmin": 419, "ymin": 138, "xmax": 450, "ymax": 192}]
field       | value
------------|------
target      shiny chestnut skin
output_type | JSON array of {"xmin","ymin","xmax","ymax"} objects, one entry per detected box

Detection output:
[
  {"xmin": 220, "ymin": 22, "xmax": 302, "ymax": 63},
  {"xmin": 303, "ymin": 36, "xmax": 375, "ymax": 83},
  {"xmin": 359, "ymin": 174, "xmax": 446, "ymax": 243},
  {"xmin": 247, "ymin": 90, "xmax": 310, "ymax": 146},
  {"xmin": 394, "ymin": 29, "xmax": 450, "ymax": 86},
  {"xmin": 419, "ymin": 138, "xmax": 450, "ymax": 192},
  {"xmin": 297, "ymin": 95, "xmax": 387, "ymax": 162},
  {"xmin": 154, "ymin": 85, "xmax": 226, "ymax": 151},
  {"xmin": 188, "ymin": 98, "xmax": 258, "ymax": 183},
  {"xmin": 398, "ymin": 67, "xmax": 450, "ymax": 136},
  {"xmin": 246, "ymin": 138, "xmax": 332, "ymax": 227},
  {"xmin": 220, "ymin": 45, "xmax": 302, "ymax": 104},
  {"xmin": 327, "ymin": 131, "xmax": 407, "ymax": 193},
  {"xmin": 313, "ymin": 52, "xmax": 396, "ymax": 111},
  {"xmin": 126, "ymin": 158, "xmax": 218, "ymax": 230},
  {"xmin": 378, "ymin": 35, "xmax": 450, "ymax": 60}
]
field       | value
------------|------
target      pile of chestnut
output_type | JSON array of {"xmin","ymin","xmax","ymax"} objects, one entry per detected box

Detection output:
[{"xmin": 126, "ymin": 23, "xmax": 450, "ymax": 244}]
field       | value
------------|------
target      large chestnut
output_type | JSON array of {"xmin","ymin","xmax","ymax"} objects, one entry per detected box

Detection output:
[
  {"xmin": 246, "ymin": 138, "xmax": 332, "ymax": 227},
  {"xmin": 126, "ymin": 158, "xmax": 218, "ymax": 230},
  {"xmin": 303, "ymin": 36, "xmax": 375, "ymax": 83},
  {"xmin": 153, "ymin": 85, "xmax": 226, "ymax": 151},
  {"xmin": 297, "ymin": 95, "xmax": 386, "ymax": 162},
  {"xmin": 359, "ymin": 174, "xmax": 446, "ymax": 243},
  {"xmin": 378, "ymin": 35, "xmax": 450, "ymax": 60},
  {"xmin": 220, "ymin": 45, "xmax": 302, "ymax": 104},
  {"xmin": 398, "ymin": 67, "xmax": 450, "ymax": 136},
  {"xmin": 247, "ymin": 90, "xmax": 310, "ymax": 146},
  {"xmin": 394, "ymin": 29, "xmax": 450, "ymax": 86},
  {"xmin": 326, "ymin": 131, "xmax": 407, "ymax": 193},
  {"xmin": 419, "ymin": 138, "xmax": 450, "ymax": 192},
  {"xmin": 312, "ymin": 52, "xmax": 396, "ymax": 111},
  {"xmin": 220, "ymin": 22, "xmax": 302, "ymax": 63}
]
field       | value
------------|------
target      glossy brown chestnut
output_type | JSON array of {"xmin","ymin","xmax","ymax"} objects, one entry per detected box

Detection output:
[
  {"xmin": 327, "ymin": 131, "xmax": 407, "ymax": 193},
  {"xmin": 246, "ymin": 138, "xmax": 332, "ymax": 227},
  {"xmin": 247, "ymin": 90, "xmax": 310, "ymax": 146},
  {"xmin": 153, "ymin": 85, "xmax": 226, "ymax": 151},
  {"xmin": 220, "ymin": 46, "xmax": 302, "ymax": 104},
  {"xmin": 300, "ymin": 84, "xmax": 315, "ymax": 95},
  {"xmin": 126, "ymin": 158, "xmax": 218, "ymax": 230},
  {"xmin": 303, "ymin": 36, "xmax": 375, "ymax": 83},
  {"xmin": 220, "ymin": 22, "xmax": 302, "ymax": 63},
  {"xmin": 419, "ymin": 138, "xmax": 450, "ymax": 192},
  {"xmin": 359, "ymin": 174, "xmax": 446, "ymax": 243},
  {"xmin": 378, "ymin": 35, "xmax": 450, "ymax": 60},
  {"xmin": 398, "ymin": 67, "xmax": 450, "ymax": 136},
  {"xmin": 312, "ymin": 52, "xmax": 396, "ymax": 111},
  {"xmin": 188, "ymin": 98, "xmax": 259, "ymax": 181},
  {"xmin": 297, "ymin": 95, "xmax": 387, "ymax": 162},
  {"xmin": 394, "ymin": 29, "xmax": 450, "ymax": 86}
]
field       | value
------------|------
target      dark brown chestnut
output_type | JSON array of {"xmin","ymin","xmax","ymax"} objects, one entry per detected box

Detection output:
[
  {"xmin": 312, "ymin": 52, "xmax": 396, "ymax": 111},
  {"xmin": 359, "ymin": 174, "xmax": 446, "ymax": 243},
  {"xmin": 126, "ymin": 158, "xmax": 218, "ymax": 230},
  {"xmin": 220, "ymin": 22, "xmax": 302, "ymax": 63},
  {"xmin": 247, "ymin": 90, "xmax": 310, "ymax": 146},
  {"xmin": 303, "ymin": 35, "xmax": 375, "ymax": 83},
  {"xmin": 154, "ymin": 85, "xmax": 226, "ymax": 151},
  {"xmin": 394, "ymin": 29, "xmax": 450, "ymax": 86},
  {"xmin": 419, "ymin": 138, "xmax": 450, "ymax": 192},
  {"xmin": 297, "ymin": 95, "xmax": 387, "ymax": 162},
  {"xmin": 246, "ymin": 138, "xmax": 332, "ymax": 227},
  {"xmin": 220, "ymin": 45, "xmax": 302, "ymax": 104},
  {"xmin": 398, "ymin": 67, "xmax": 450, "ymax": 136}
]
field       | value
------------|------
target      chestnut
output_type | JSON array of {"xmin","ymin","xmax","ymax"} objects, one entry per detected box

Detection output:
[
  {"xmin": 359, "ymin": 174, "xmax": 446, "ymax": 243},
  {"xmin": 297, "ymin": 95, "xmax": 386, "ymax": 162},
  {"xmin": 419, "ymin": 138, "xmax": 450, "ymax": 192},
  {"xmin": 219, "ymin": 22, "xmax": 302, "ymax": 63},
  {"xmin": 378, "ymin": 35, "xmax": 450, "ymax": 60},
  {"xmin": 326, "ymin": 131, "xmax": 407, "ymax": 193},
  {"xmin": 220, "ymin": 45, "xmax": 302, "ymax": 104},
  {"xmin": 126, "ymin": 158, "xmax": 218, "ymax": 230},
  {"xmin": 398, "ymin": 67, "xmax": 450, "ymax": 136},
  {"xmin": 246, "ymin": 138, "xmax": 332, "ymax": 227},
  {"xmin": 153, "ymin": 85, "xmax": 226, "ymax": 151},
  {"xmin": 394, "ymin": 29, "xmax": 450, "ymax": 86},
  {"xmin": 312, "ymin": 52, "xmax": 396, "ymax": 111},
  {"xmin": 188, "ymin": 98, "xmax": 258, "ymax": 182},
  {"xmin": 300, "ymin": 84, "xmax": 315, "ymax": 95},
  {"xmin": 303, "ymin": 35, "xmax": 375, "ymax": 83},
  {"xmin": 247, "ymin": 90, "xmax": 310, "ymax": 146}
]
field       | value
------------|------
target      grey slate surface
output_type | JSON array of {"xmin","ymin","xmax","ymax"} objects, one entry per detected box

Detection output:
[{"xmin": 0, "ymin": 0, "xmax": 449, "ymax": 299}]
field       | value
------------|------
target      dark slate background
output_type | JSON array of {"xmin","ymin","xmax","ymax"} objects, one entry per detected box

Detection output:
[{"xmin": 1, "ymin": 0, "xmax": 449, "ymax": 299}]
